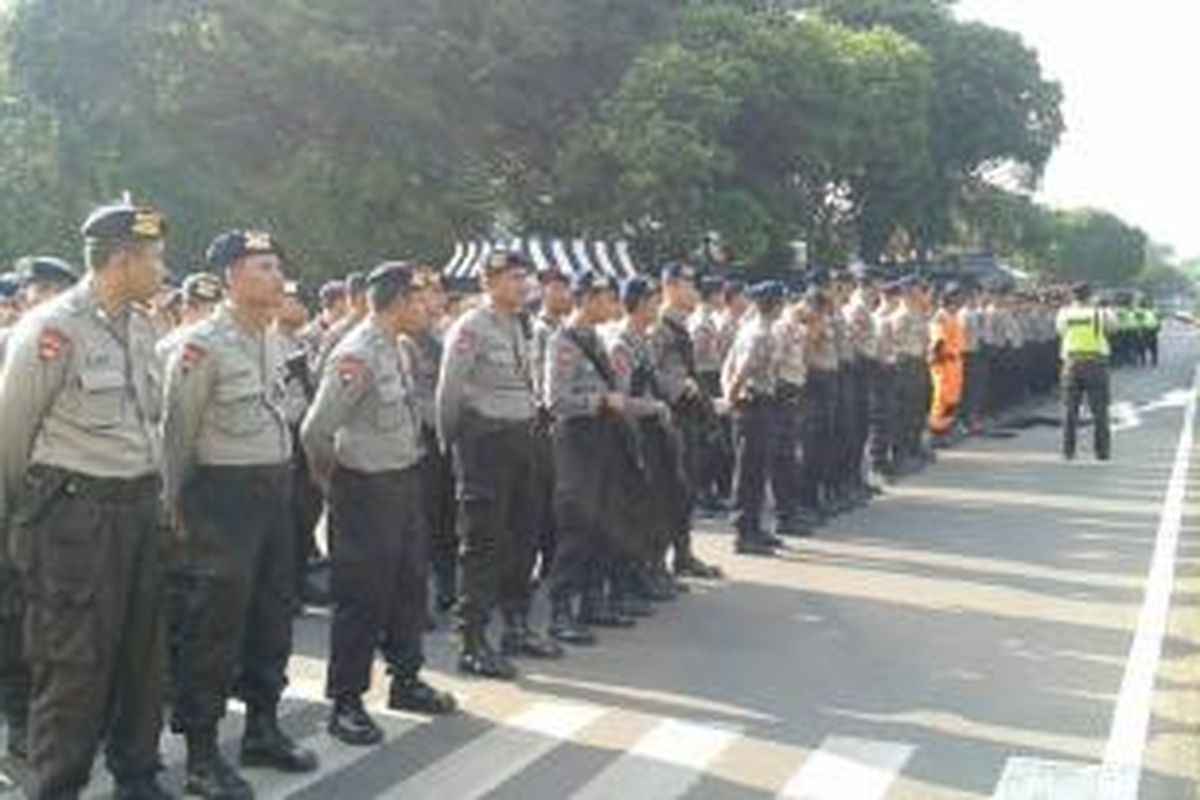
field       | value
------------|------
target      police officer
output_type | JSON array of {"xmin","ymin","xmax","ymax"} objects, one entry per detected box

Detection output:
[
  {"xmin": 437, "ymin": 251, "xmax": 543, "ymax": 680},
  {"xmin": 154, "ymin": 272, "xmax": 224, "ymax": 360},
  {"xmin": 545, "ymin": 273, "xmax": 645, "ymax": 642},
  {"xmin": 689, "ymin": 276, "xmax": 727, "ymax": 513},
  {"xmin": 0, "ymin": 202, "xmax": 170, "ymax": 798},
  {"xmin": 302, "ymin": 263, "xmax": 456, "ymax": 748},
  {"xmin": 529, "ymin": 268, "xmax": 572, "ymax": 588},
  {"xmin": 1057, "ymin": 283, "xmax": 1116, "ymax": 461},
  {"xmin": 771, "ymin": 288, "xmax": 811, "ymax": 536},
  {"xmin": 314, "ymin": 271, "xmax": 367, "ymax": 375},
  {"xmin": 0, "ymin": 257, "xmax": 80, "ymax": 365},
  {"xmin": 652, "ymin": 264, "xmax": 722, "ymax": 579},
  {"xmin": 800, "ymin": 285, "xmax": 838, "ymax": 518},
  {"xmin": 163, "ymin": 231, "xmax": 317, "ymax": 798},
  {"xmin": 724, "ymin": 281, "xmax": 785, "ymax": 555},
  {"xmin": 399, "ymin": 270, "xmax": 458, "ymax": 616},
  {"xmin": 0, "ymin": 273, "xmax": 18, "ymax": 330},
  {"xmin": 607, "ymin": 277, "xmax": 683, "ymax": 602}
]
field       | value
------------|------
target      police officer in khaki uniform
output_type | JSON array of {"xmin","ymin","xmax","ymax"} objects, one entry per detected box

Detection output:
[
  {"xmin": 724, "ymin": 281, "xmax": 785, "ymax": 555},
  {"xmin": 652, "ymin": 264, "xmax": 722, "ymax": 579},
  {"xmin": 0, "ymin": 202, "xmax": 170, "ymax": 799},
  {"xmin": 545, "ymin": 273, "xmax": 642, "ymax": 643},
  {"xmin": 0, "ymin": 255, "xmax": 81, "ymax": 763},
  {"xmin": 163, "ymin": 231, "xmax": 317, "ymax": 798},
  {"xmin": 437, "ymin": 252, "xmax": 545, "ymax": 680},
  {"xmin": 302, "ymin": 263, "xmax": 456, "ymax": 748}
]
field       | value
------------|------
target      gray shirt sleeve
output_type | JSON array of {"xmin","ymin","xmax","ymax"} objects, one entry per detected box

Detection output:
[
  {"xmin": 161, "ymin": 338, "xmax": 216, "ymax": 508},
  {"xmin": 301, "ymin": 353, "xmax": 370, "ymax": 486},
  {"xmin": 436, "ymin": 316, "xmax": 475, "ymax": 449},
  {"xmin": 0, "ymin": 321, "xmax": 71, "ymax": 540}
]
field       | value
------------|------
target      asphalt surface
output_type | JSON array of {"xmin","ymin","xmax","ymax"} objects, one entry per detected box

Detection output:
[{"xmin": 9, "ymin": 327, "xmax": 1200, "ymax": 799}]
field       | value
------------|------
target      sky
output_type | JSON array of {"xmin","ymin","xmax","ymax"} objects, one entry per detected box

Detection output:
[{"xmin": 956, "ymin": 0, "xmax": 1200, "ymax": 259}]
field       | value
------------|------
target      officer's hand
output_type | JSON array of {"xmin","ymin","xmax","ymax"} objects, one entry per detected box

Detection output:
[
  {"xmin": 603, "ymin": 392, "xmax": 626, "ymax": 413},
  {"xmin": 653, "ymin": 400, "xmax": 671, "ymax": 421},
  {"xmin": 684, "ymin": 378, "xmax": 701, "ymax": 397}
]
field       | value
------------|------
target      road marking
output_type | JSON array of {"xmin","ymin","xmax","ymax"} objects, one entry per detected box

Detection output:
[
  {"xmin": 778, "ymin": 736, "xmax": 914, "ymax": 799},
  {"xmin": 247, "ymin": 713, "xmax": 425, "ymax": 798},
  {"xmin": 991, "ymin": 757, "xmax": 1102, "ymax": 800},
  {"xmin": 1099, "ymin": 364, "xmax": 1199, "ymax": 799},
  {"xmin": 377, "ymin": 701, "xmax": 605, "ymax": 799},
  {"xmin": 569, "ymin": 718, "xmax": 740, "ymax": 799}
]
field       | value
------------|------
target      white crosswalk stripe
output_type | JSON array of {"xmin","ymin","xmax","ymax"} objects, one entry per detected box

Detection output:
[
  {"xmin": 570, "ymin": 718, "xmax": 740, "ymax": 800},
  {"xmin": 9, "ymin": 690, "xmax": 945, "ymax": 799},
  {"xmin": 376, "ymin": 701, "xmax": 606, "ymax": 799},
  {"xmin": 778, "ymin": 736, "xmax": 915, "ymax": 800}
]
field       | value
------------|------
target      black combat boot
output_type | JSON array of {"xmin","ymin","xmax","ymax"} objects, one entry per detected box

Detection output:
[
  {"xmin": 548, "ymin": 596, "xmax": 597, "ymax": 646},
  {"xmin": 388, "ymin": 676, "xmax": 458, "ymax": 714},
  {"xmin": 328, "ymin": 696, "xmax": 383, "ymax": 747},
  {"xmin": 113, "ymin": 774, "xmax": 174, "ymax": 800},
  {"xmin": 457, "ymin": 625, "xmax": 518, "ymax": 680},
  {"xmin": 499, "ymin": 612, "xmax": 564, "ymax": 660},
  {"xmin": 578, "ymin": 588, "xmax": 636, "ymax": 629},
  {"xmin": 186, "ymin": 730, "xmax": 253, "ymax": 800},
  {"xmin": 241, "ymin": 706, "xmax": 318, "ymax": 773}
]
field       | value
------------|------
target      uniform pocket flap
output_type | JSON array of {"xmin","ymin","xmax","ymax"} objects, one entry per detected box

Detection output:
[{"xmin": 79, "ymin": 368, "xmax": 125, "ymax": 392}]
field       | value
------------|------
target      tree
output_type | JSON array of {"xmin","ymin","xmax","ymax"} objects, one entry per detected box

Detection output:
[{"xmin": 1044, "ymin": 209, "xmax": 1147, "ymax": 286}]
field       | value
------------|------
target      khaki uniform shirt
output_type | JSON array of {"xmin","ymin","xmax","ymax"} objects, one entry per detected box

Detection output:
[
  {"xmin": 0, "ymin": 280, "xmax": 160, "ymax": 532},
  {"xmin": 161, "ymin": 302, "xmax": 292, "ymax": 506},
  {"xmin": 301, "ymin": 318, "xmax": 423, "ymax": 479}
]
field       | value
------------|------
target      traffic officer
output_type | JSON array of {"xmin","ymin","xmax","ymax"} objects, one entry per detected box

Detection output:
[
  {"xmin": 652, "ymin": 263, "xmax": 722, "ymax": 579},
  {"xmin": 437, "ymin": 251, "xmax": 543, "ymax": 680},
  {"xmin": 163, "ymin": 230, "xmax": 317, "ymax": 799},
  {"xmin": 724, "ymin": 281, "xmax": 785, "ymax": 555},
  {"xmin": 302, "ymin": 262, "xmax": 456, "ymax": 748},
  {"xmin": 1057, "ymin": 283, "xmax": 1116, "ymax": 461},
  {"xmin": 0, "ymin": 202, "xmax": 170, "ymax": 798}
]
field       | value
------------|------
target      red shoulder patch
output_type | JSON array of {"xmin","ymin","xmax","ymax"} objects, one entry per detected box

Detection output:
[
  {"xmin": 37, "ymin": 327, "xmax": 68, "ymax": 361},
  {"xmin": 181, "ymin": 342, "xmax": 208, "ymax": 372},
  {"xmin": 336, "ymin": 354, "xmax": 368, "ymax": 385}
]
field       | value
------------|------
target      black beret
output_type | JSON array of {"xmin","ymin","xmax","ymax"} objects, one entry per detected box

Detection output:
[
  {"xmin": 318, "ymin": 280, "xmax": 345, "ymax": 306},
  {"xmin": 181, "ymin": 272, "xmax": 223, "ymax": 305},
  {"xmin": 621, "ymin": 275, "xmax": 659, "ymax": 308},
  {"xmin": 571, "ymin": 272, "xmax": 614, "ymax": 297},
  {"xmin": 0, "ymin": 273, "xmax": 19, "ymax": 300},
  {"xmin": 484, "ymin": 250, "xmax": 531, "ymax": 276},
  {"xmin": 660, "ymin": 262, "xmax": 696, "ymax": 283},
  {"xmin": 15, "ymin": 256, "xmax": 80, "ymax": 288},
  {"xmin": 698, "ymin": 275, "xmax": 724, "ymax": 300},
  {"xmin": 366, "ymin": 262, "xmax": 416, "ymax": 297},
  {"xmin": 206, "ymin": 230, "xmax": 283, "ymax": 270},
  {"xmin": 722, "ymin": 279, "xmax": 746, "ymax": 300},
  {"xmin": 81, "ymin": 202, "xmax": 167, "ymax": 242},
  {"xmin": 748, "ymin": 280, "xmax": 786, "ymax": 306}
]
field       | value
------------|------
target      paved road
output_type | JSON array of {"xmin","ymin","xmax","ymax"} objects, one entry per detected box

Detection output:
[{"xmin": 14, "ymin": 327, "xmax": 1200, "ymax": 799}]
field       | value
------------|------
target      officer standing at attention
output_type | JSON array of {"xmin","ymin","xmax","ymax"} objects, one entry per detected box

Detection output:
[
  {"xmin": 1057, "ymin": 282, "xmax": 1116, "ymax": 462},
  {"xmin": 154, "ymin": 272, "xmax": 224, "ymax": 361},
  {"xmin": 302, "ymin": 263, "xmax": 457, "ymax": 748},
  {"xmin": 724, "ymin": 281, "xmax": 785, "ymax": 555},
  {"xmin": 652, "ymin": 264, "xmax": 722, "ymax": 579},
  {"xmin": 437, "ymin": 251, "xmax": 543, "ymax": 680},
  {"xmin": 163, "ymin": 231, "xmax": 318, "ymax": 799},
  {"xmin": 0, "ymin": 202, "xmax": 171, "ymax": 799}
]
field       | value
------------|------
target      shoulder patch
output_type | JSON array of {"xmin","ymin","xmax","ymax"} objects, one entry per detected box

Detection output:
[
  {"xmin": 181, "ymin": 342, "xmax": 208, "ymax": 372},
  {"xmin": 38, "ymin": 327, "xmax": 68, "ymax": 361},
  {"xmin": 336, "ymin": 354, "xmax": 369, "ymax": 385}
]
